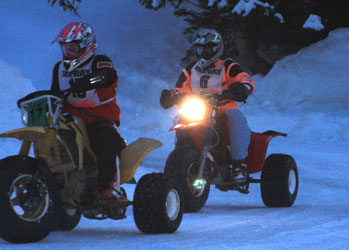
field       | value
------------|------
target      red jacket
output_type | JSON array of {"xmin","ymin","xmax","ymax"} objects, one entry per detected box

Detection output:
[{"xmin": 51, "ymin": 55, "xmax": 121, "ymax": 125}]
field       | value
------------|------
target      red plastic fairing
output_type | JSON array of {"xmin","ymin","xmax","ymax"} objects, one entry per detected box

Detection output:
[
  {"xmin": 246, "ymin": 131, "xmax": 287, "ymax": 174},
  {"xmin": 169, "ymin": 122, "xmax": 213, "ymax": 131},
  {"xmin": 170, "ymin": 122, "xmax": 214, "ymax": 151}
]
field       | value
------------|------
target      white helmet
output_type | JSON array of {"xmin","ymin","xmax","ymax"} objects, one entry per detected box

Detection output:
[
  {"xmin": 192, "ymin": 28, "xmax": 224, "ymax": 68},
  {"xmin": 51, "ymin": 22, "xmax": 97, "ymax": 72}
]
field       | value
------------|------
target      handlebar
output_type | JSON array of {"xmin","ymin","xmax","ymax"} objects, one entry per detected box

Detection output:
[
  {"xmin": 18, "ymin": 89, "xmax": 72, "ymax": 127},
  {"xmin": 17, "ymin": 89, "xmax": 72, "ymax": 108},
  {"xmin": 184, "ymin": 92, "xmax": 227, "ymax": 105}
]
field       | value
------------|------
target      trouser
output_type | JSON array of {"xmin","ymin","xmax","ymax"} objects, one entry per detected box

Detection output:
[
  {"xmin": 224, "ymin": 109, "xmax": 251, "ymax": 160},
  {"xmin": 85, "ymin": 120, "xmax": 126, "ymax": 192}
]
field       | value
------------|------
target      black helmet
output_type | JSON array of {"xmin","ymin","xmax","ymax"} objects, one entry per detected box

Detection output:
[{"xmin": 192, "ymin": 28, "xmax": 224, "ymax": 68}]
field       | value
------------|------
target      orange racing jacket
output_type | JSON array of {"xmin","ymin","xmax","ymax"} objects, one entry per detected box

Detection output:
[{"xmin": 174, "ymin": 58, "xmax": 255, "ymax": 112}]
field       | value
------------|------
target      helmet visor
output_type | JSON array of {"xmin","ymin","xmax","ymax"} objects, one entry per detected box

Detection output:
[
  {"xmin": 194, "ymin": 44, "xmax": 217, "ymax": 60},
  {"xmin": 60, "ymin": 42, "xmax": 81, "ymax": 60}
]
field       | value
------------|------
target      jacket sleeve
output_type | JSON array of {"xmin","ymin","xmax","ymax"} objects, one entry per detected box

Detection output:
[
  {"xmin": 85, "ymin": 55, "xmax": 118, "ymax": 89},
  {"xmin": 224, "ymin": 59, "xmax": 255, "ymax": 95},
  {"xmin": 70, "ymin": 55, "xmax": 118, "ymax": 92},
  {"xmin": 160, "ymin": 72, "xmax": 188, "ymax": 109},
  {"xmin": 160, "ymin": 62, "xmax": 195, "ymax": 109},
  {"xmin": 51, "ymin": 62, "xmax": 61, "ymax": 93},
  {"xmin": 175, "ymin": 62, "xmax": 195, "ymax": 94}
]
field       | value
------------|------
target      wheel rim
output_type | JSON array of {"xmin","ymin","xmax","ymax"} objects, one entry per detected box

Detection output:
[
  {"xmin": 166, "ymin": 188, "xmax": 180, "ymax": 220},
  {"xmin": 8, "ymin": 174, "xmax": 50, "ymax": 222},
  {"xmin": 187, "ymin": 162, "xmax": 205, "ymax": 197},
  {"xmin": 288, "ymin": 169, "xmax": 297, "ymax": 195}
]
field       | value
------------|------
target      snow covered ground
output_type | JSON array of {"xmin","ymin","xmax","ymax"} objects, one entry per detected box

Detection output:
[{"xmin": 0, "ymin": 1, "xmax": 349, "ymax": 249}]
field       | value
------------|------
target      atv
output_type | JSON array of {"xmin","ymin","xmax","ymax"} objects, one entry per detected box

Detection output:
[
  {"xmin": 164, "ymin": 92, "xmax": 298, "ymax": 212},
  {"xmin": 0, "ymin": 90, "xmax": 184, "ymax": 243}
]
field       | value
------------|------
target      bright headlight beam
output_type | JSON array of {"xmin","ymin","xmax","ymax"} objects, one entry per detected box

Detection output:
[{"xmin": 180, "ymin": 98, "xmax": 206, "ymax": 121}]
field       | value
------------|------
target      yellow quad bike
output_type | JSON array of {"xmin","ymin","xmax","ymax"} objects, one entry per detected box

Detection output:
[{"xmin": 0, "ymin": 90, "xmax": 183, "ymax": 244}]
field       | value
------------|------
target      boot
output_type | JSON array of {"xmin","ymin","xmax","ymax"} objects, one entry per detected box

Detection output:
[
  {"xmin": 231, "ymin": 159, "xmax": 248, "ymax": 184},
  {"xmin": 99, "ymin": 189, "xmax": 130, "ymax": 208}
]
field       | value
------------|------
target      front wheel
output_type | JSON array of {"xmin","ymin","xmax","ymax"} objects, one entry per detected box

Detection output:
[
  {"xmin": 0, "ymin": 156, "xmax": 59, "ymax": 243},
  {"xmin": 133, "ymin": 173, "xmax": 183, "ymax": 234},
  {"xmin": 165, "ymin": 147, "xmax": 210, "ymax": 212},
  {"xmin": 261, "ymin": 154, "xmax": 298, "ymax": 207},
  {"xmin": 54, "ymin": 207, "xmax": 82, "ymax": 231}
]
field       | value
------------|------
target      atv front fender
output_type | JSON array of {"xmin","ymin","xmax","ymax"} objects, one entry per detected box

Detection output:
[
  {"xmin": 0, "ymin": 127, "xmax": 46, "ymax": 142},
  {"xmin": 0, "ymin": 127, "xmax": 46, "ymax": 155},
  {"xmin": 246, "ymin": 130, "xmax": 287, "ymax": 174},
  {"xmin": 119, "ymin": 137, "xmax": 162, "ymax": 184}
]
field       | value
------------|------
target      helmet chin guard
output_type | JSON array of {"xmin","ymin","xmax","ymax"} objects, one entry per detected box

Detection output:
[{"xmin": 198, "ymin": 44, "xmax": 224, "ymax": 68}]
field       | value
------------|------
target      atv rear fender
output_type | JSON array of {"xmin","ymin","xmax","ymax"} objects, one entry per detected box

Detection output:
[
  {"xmin": 119, "ymin": 137, "xmax": 162, "ymax": 185},
  {"xmin": 246, "ymin": 130, "xmax": 287, "ymax": 174}
]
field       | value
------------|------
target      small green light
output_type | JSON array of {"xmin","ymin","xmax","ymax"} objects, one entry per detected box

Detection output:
[{"xmin": 193, "ymin": 178, "xmax": 206, "ymax": 190}]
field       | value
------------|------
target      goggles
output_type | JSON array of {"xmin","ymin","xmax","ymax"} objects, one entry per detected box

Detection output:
[
  {"xmin": 194, "ymin": 43, "xmax": 218, "ymax": 60},
  {"xmin": 60, "ymin": 42, "xmax": 81, "ymax": 59}
]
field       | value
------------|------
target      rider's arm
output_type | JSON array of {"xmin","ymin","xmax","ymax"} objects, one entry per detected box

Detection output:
[
  {"xmin": 160, "ymin": 89, "xmax": 181, "ymax": 109},
  {"xmin": 221, "ymin": 60, "xmax": 255, "ymax": 102},
  {"xmin": 70, "ymin": 55, "xmax": 118, "ymax": 92},
  {"xmin": 160, "ymin": 63, "xmax": 194, "ymax": 109},
  {"xmin": 224, "ymin": 59, "xmax": 255, "ymax": 94},
  {"xmin": 51, "ymin": 62, "xmax": 61, "ymax": 93},
  {"xmin": 160, "ymin": 70, "xmax": 188, "ymax": 109},
  {"xmin": 174, "ymin": 62, "xmax": 195, "ymax": 93}
]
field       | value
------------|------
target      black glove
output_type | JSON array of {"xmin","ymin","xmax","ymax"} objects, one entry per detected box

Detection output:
[
  {"xmin": 160, "ymin": 89, "xmax": 184, "ymax": 109},
  {"xmin": 69, "ymin": 78, "xmax": 94, "ymax": 92},
  {"xmin": 222, "ymin": 82, "xmax": 249, "ymax": 102}
]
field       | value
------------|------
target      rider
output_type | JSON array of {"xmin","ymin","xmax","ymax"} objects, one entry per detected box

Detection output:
[
  {"xmin": 50, "ymin": 22, "xmax": 127, "ymax": 202},
  {"xmin": 160, "ymin": 28, "xmax": 255, "ymax": 184}
]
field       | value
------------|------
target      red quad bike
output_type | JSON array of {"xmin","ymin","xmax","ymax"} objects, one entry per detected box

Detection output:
[{"xmin": 164, "ymin": 93, "xmax": 298, "ymax": 212}]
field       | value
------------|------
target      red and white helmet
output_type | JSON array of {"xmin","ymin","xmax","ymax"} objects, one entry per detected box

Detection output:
[{"xmin": 52, "ymin": 22, "xmax": 97, "ymax": 72}]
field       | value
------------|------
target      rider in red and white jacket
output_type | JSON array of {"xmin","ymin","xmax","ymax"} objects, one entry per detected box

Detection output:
[
  {"xmin": 51, "ymin": 22, "xmax": 126, "ymax": 202},
  {"xmin": 160, "ymin": 28, "xmax": 255, "ymax": 184}
]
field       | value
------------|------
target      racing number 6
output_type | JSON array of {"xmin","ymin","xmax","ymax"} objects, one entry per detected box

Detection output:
[{"xmin": 200, "ymin": 75, "xmax": 210, "ymax": 88}]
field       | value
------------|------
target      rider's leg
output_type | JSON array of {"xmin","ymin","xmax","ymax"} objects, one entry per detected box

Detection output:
[
  {"xmin": 86, "ymin": 120, "xmax": 126, "ymax": 199},
  {"xmin": 225, "ymin": 109, "xmax": 251, "ymax": 183}
]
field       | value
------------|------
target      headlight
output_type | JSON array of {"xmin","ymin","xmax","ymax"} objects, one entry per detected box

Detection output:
[{"xmin": 180, "ymin": 98, "xmax": 206, "ymax": 121}]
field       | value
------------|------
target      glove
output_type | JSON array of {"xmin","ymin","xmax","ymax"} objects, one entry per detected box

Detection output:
[
  {"xmin": 69, "ymin": 77, "xmax": 94, "ymax": 92},
  {"xmin": 160, "ymin": 89, "xmax": 184, "ymax": 109},
  {"xmin": 223, "ymin": 82, "xmax": 249, "ymax": 102}
]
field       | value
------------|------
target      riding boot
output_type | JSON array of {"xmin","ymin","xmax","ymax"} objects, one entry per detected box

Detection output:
[{"xmin": 231, "ymin": 159, "xmax": 248, "ymax": 184}]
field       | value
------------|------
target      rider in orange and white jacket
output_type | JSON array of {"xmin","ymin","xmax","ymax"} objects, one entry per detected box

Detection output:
[{"xmin": 160, "ymin": 28, "xmax": 255, "ymax": 184}]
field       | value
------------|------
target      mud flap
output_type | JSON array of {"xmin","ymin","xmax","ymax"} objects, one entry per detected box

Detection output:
[{"xmin": 119, "ymin": 137, "xmax": 162, "ymax": 185}]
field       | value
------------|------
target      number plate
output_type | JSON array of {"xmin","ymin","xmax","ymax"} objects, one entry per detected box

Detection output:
[{"xmin": 27, "ymin": 99, "xmax": 47, "ymax": 126}]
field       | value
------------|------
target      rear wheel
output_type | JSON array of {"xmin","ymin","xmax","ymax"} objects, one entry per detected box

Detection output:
[
  {"xmin": 0, "ymin": 156, "xmax": 58, "ymax": 243},
  {"xmin": 165, "ymin": 147, "xmax": 210, "ymax": 212},
  {"xmin": 133, "ymin": 173, "xmax": 183, "ymax": 234},
  {"xmin": 261, "ymin": 154, "xmax": 298, "ymax": 207}
]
